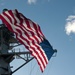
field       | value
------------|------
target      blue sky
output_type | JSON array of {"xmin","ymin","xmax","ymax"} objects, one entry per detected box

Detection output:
[{"xmin": 0, "ymin": 0, "xmax": 75, "ymax": 75}]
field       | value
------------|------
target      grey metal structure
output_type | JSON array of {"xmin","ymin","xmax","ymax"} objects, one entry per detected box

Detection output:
[{"xmin": 0, "ymin": 24, "xmax": 34, "ymax": 75}]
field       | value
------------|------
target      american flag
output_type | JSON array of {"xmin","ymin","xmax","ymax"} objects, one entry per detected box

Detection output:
[{"xmin": 0, "ymin": 9, "xmax": 54, "ymax": 72}]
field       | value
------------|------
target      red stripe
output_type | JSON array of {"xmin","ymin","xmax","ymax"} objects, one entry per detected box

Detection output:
[
  {"xmin": 30, "ymin": 46, "xmax": 45, "ymax": 68},
  {"xmin": 24, "ymin": 19, "xmax": 40, "ymax": 43},
  {"xmin": 10, "ymin": 11, "xmax": 17, "ymax": 25},
  {"xmin": 3, "ymin": 11, "xmax": 12, "ymax": 23},
  {"xmin": 16, "ymin": 33, "xmax": 29, "ymax": 49},
  {"xmin": 38, "ymin": 25, "xmax": 44, "ymax": 36},
  {"xmin": 35, "ymin": 44, "xmax": 48, "ymax": 64},
  {"xmin": 31, "ymin": 40, "xmax": 47, "ymax": 64},
  {"xmin": 0, "ymin": 14, "xmax": 13, "ymax": 32},
  {"xmin": 29, "ymin": 21, "xmax": 43, "ymax": 42}
]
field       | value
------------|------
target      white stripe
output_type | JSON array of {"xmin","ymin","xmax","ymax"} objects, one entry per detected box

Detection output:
[
  {"xmin": 22, "ymin": 22, "xmax": 38, "ymax": 43},
  {"xmin": 30, "ymin": 43, "xmax": 47, "ymax": 67},
  {"xmin": 5, "ymin": 11, "xmax": 15, "ymax": 24},
  {"xmin": 1, "ymin": 14, "xmax": 14, "ymax": 31},
  {"xmin": 22, "ymin": 24, "xmax": 41, "ymax": 43},
  {"xmin": 36, "ymin": 43, "xmax": 48, "ymax": 63},
  {"xmin": 20, "ymin": 15, "xmax": 42, "ymax": 43},
  {"xmin": 28, "ymin": 20, "xmax": 36, "ymax": 31},
  {"xmin": 28, "ymin": 20, "xmax": 42, "ymax": 43},
  {"xmin": 37, "ymin": 24, "xmax": 43, "ymax": 36},
  {"xmin": 29, "ymin": 48, "xmax": 44, "ymax": 71},
  {"xmin": 12, "ymin": 10, "xmax": 21, "ymax": 25}
]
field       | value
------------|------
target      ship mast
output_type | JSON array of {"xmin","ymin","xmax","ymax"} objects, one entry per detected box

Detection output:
[{"xmin": 0, "ymin": 23, "xmax": 34, "ymax": 75}]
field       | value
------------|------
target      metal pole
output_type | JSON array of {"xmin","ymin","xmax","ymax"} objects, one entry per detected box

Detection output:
[
  {"xmin": 0, "ymin": 25, "xmax": 12, "ymax": 75},
  {"xmin": 11, "ymin": 57, "xmax": 34, "ymax": 74}
]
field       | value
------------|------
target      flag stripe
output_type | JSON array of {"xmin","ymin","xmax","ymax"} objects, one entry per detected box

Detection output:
[
  {"xmin": 19, "ymin": 13, "xmax": 44, "ymax": 43},
  {"xmin": 22, "ymin": 19, "xmax": 42, "ymax": 43},
  {"xmin": 0, "ymin": 13, "xmax": 13, "ymax": 31}
]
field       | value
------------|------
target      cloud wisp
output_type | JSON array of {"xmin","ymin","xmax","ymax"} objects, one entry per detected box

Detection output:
[
  {"xmin": 65, "ymin": 15, "xmax": 75, "ymax": 35},
  {"xmin": 0, "ymin": 0, "xmax": 5, "ymax": 6},
  {"xmin": 27, "ymin": 0, "xmax": 37, "ymax": 4}
]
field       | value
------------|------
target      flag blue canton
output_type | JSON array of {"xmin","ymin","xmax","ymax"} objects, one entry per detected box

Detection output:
[{"xmin": 39, "ymin": 39, "xmax": 54, "ymax": 60}]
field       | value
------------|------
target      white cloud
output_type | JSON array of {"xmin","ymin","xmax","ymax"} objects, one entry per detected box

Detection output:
[
  {"xmin": 65, "ymin": 15, "xmax": 75, "ymax": 35},
  {"xmin": 66, "ymin": 15, "xmax": 75, "ymax": 21},
  {"xmin": 27, "ymin": 0, "xmax": 37, "ymax": 4}
]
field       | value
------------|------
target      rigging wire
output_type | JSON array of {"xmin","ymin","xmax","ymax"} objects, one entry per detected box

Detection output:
[
  {"xmin": 46, "ymin": 58, "xmax": 56, "ymax": 75},
  {"xmin": 36, "ymin": 66, "xmax": 40, "ymax": 75},
  {"xmin": 35, "ymin": 58, "xmax": 55, "ymax": 75},
  {"xmin": 29, "ymin": 59, "xmax": 37, "ymax": 75},
  {"xmin": 36, "ymin": 57, "xmax": 56, "ymax": 75}
]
